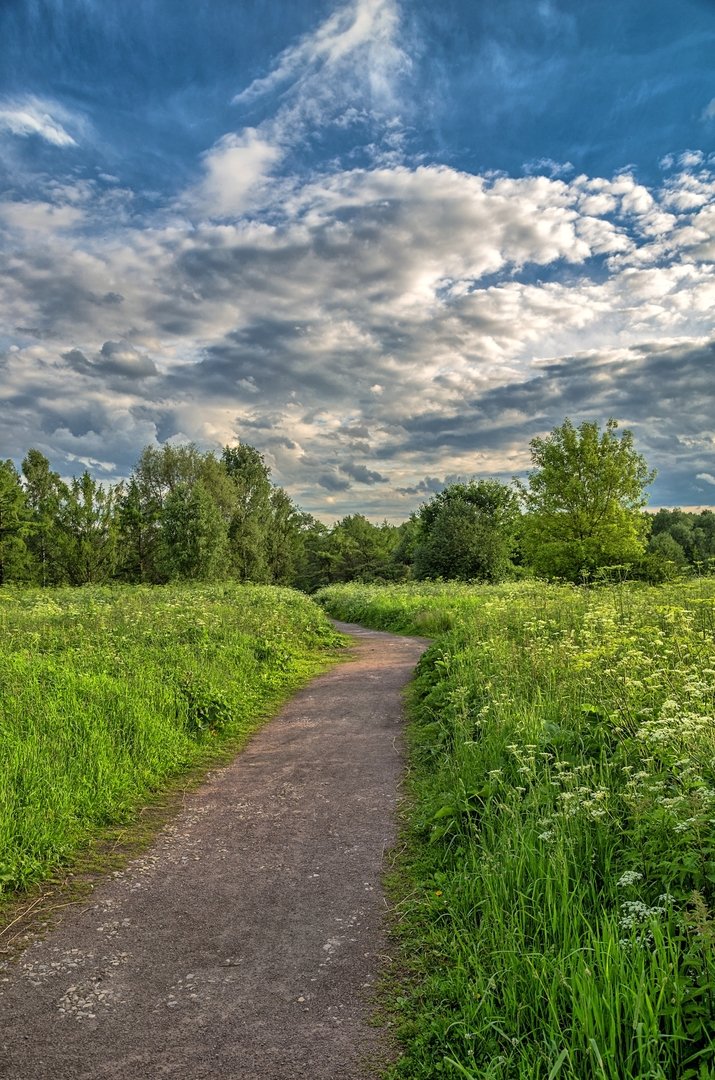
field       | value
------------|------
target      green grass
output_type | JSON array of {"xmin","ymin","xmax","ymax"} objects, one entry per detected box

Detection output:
[
  {"xmin": 0, "ymin": 583, "xmax": 342, "ymax": 899},
  {"xmin": 317, "ymin": 580, "xmax": 715, "ymax": 1080}
]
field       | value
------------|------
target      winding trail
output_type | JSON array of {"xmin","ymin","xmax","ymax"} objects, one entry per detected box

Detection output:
[{"xmin": 0, "ymin": 621, "xmax": 427, "ymax": 1080}]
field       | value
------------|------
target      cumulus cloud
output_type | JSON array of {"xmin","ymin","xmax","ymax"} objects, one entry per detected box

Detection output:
[
  {"xmin": 340, "ymin": 462, "xmax": 387, "ymax": 484},
  {"xmin": 193, "ymin": 0, "xmax": 410, "ymax": 218},
  {"xmin": 193, "ymin": 130, "xmax": 282, "ymax": 217},
  {"xmin": 0, "ymin": 96, "xmax": 78, "ymax": 147},
  {"xmin": 1, "ymin": 5, "xmax": 715, "ymax": 516},
  {"xmin": 1, "ymin": 150, "xmax": 715, "ymax": 514},
  {"xmin": 66, "ymin": 341, "xmax": 158, "ymax": 379}
]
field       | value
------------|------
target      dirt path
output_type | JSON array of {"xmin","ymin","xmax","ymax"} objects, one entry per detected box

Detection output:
[{"xmin": 0, "ymin": 621, "xmax": 427, "ymax": 1080}]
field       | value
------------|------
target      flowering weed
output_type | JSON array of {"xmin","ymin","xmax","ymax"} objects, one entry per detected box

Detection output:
[{"xmin": 319, "ymin": 579, "xmax": 715, "ymax": 1079}]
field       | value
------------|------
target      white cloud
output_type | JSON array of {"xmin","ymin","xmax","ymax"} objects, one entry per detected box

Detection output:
[
  {"xmin": 1, "ymin": 0, "xmax": 715, "ymax": 514},
  {"xmin": 679, "ymin": 150, "xmax": 705, "ymax": 168},
  {"xmin": 0, "ymin": 96, "xmax": 78, "ymax": 147},
  {"xmin": 194, "ymin": 130, "xmax": 283, "ymax": 217},
  {"xmin": 0, "ymin": 200, "xmax": 84, "ymax": 233},
  {"xmin": 524, "ymin": 157, "xmax": 574, "ymax": 178},
  {"xmin": 697, "ymin": 472, "xmax": 715, "ymax": 485},
  {"xmin": 233, "ymin": 0, "xmax": 406, "ymax": 110},
  {"xmin": 192, "ymin": 0, "xmax": 409, "ymax": 219},
  {"xmin": 701, "ymin": 100, "xmax": 715, "ymax": 122}
]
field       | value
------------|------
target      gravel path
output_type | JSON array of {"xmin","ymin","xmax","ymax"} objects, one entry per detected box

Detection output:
[{"xmin": 0, "ymin": 621, "xmax": 427, "ymax": 1080}]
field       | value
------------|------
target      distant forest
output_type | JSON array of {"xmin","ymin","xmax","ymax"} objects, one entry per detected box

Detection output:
[{"xmin": 0, "ymin": 420, "xmax": 713, "ymax": 590}]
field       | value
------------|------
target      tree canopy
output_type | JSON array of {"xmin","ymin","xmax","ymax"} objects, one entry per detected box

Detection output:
[
  {"xmin": 518, "ymin": 418, "xmax": 655, "ymax": 581},
  {"xmin": 413, "ymin": 479, "xmax": 521, "ymax": 582},
  {"xmin": 0, "ymin": 418, "xmax": 686, "ymax": 590}
]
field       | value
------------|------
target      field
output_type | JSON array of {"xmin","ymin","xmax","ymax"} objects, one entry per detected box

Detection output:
[
  {"xmin": 0, "ymin": 583, "xmax": 342, "ymax": 899},
  {"xmin": 317, "ymin": 580, "xmax": 715, "ymax": 1080}
]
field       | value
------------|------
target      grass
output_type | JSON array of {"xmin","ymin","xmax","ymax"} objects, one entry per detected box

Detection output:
[
  {"xmin": 0, "ymin": 583, "xmax": 343, "ymax": 903},
  {"xmin": 317, "ymin": 580, "xmax": 715, "ymax": 1080}
]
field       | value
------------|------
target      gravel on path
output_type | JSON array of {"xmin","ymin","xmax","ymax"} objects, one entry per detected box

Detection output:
[{"xmin": 0, "ymin": 621, "xmax": 427, "ymax": 1080}]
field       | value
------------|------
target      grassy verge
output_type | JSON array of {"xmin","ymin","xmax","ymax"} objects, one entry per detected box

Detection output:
[
  {"xmin": 0, "ymin": 583, "xmax": 343, "ymax": 906},
  {"xmin": 317, "ymin": 581, "xmax": 715, "ymax": 1080}
]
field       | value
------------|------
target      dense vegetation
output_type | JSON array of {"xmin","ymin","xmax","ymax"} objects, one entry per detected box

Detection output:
[
  {"xmin": 2, "ymin": 419, "xmax": 710, "ymax": 592},
  {"xmin": 0, "ymin": 584, "xmax": 341, "ymax": 897},
  {"xmin": 318, "ymin": 581, "xmax": 715, "ymax": 1080}
]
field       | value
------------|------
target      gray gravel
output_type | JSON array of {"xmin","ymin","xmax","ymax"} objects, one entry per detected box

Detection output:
[{"xmin": 0, "ymin": 620, "xmax": 427, "ymax": 1080}]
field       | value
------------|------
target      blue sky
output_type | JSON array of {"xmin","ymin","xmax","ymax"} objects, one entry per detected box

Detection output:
[{"xmin": 0, "ymin": 0, "xmax": 714, "ymax": 517}]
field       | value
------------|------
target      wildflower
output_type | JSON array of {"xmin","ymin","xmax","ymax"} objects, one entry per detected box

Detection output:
[{"xmin": 616, "ymin": 871, "xmax": 643, "ymax": 887}]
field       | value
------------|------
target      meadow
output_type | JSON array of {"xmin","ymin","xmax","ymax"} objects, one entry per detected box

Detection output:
[
  {"xmin": 317, "ymin": 580, "xmax": 715, "ymax": 1080},
  {"xmin": 0, "ymin": 583, "xmax": 342, "ymax": 899}
]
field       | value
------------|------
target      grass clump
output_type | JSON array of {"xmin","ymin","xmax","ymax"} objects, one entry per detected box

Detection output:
[
  {"xmin": 0, "ymin": 583, "xmax": 342, "ymax": 898},
  {"xmin": 318, "ymin": 580, "xmax": 715, "ymax": 1080}
]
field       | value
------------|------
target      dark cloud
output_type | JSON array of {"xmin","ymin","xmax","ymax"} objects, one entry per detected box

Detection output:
[
  {"xmin": 316, "ymin": 470, "xmax": 351, "ymax": 492},
  {"xmin": 395, "ymin": 338, "xmax": 715, "ymax": 506},
  {"xmin": 339, "ymin": 462, "xmax": 387, "ymax": 484},
  {"xmin": 62, "ymin": 341, "xmax": 156, "ymax": 379}
]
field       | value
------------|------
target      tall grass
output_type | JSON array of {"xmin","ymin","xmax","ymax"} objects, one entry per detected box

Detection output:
[
  {"xmin": 0, "ymin": 583, "xmax": 341, "ymax": 896},
  {"xmin": 318, "ymin": 580, "xmax": 715, "ymax": 1079}
]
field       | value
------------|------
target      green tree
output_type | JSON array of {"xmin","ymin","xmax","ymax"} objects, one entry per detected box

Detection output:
[
  {"xmin": 295, "ymin": 515, "xmax": 402, "ymax": 590},
  {"xmin": 156, "ymin": 481, "xmax": 229, "ymax": 581},
  {"xmin": 116, "ymin": 476, "xmax": 152, "ymax": 582},
  {"xmin": 55, "ymin": 471, "xmax": 119, "ymax": 584},
  {"xmin": 125, "ymin": 443, "xmax": 240, "ymax": 581},
  {"xmin": 0, "ymin": 460, "xmax": 31, "ymax": 584},
  {"xmin": 390, "ymin": 516, "xmax": 420, "ymax": 580},
  {"xmin": 265, "ymin": 487, "xmax": 312, "ymax": 585},
  {"xmin": 413, "ymin": 480, "xmax": 520, "ymax": 582},
  {"xmin": 22, "ymin": 449, "xmax": 68, "ymax": 585},
  {"xmin": 518, "ymin": 418, "xmax": 655, "ymax": 581},
  {"xmin": 294, "ymin": 519, "xmax": 332, "ymax": 592},
  {"xmin": 222, "ymin": 444, "xmax": 272, "ymax": 581}
]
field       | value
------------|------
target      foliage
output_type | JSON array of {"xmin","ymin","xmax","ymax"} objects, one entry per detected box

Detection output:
[
  {"xmin": 319, "ymin": 580, "xmax": 715, "ymax": 1079},
  {"xmin": 0, "ymin": 583, "xmax": 342, "ymax": 896},
  {"xmin": 648, "ymin": 508, "xmax": 715, "ymax": 574},
  {"xmin": 0, "ymin": 419, "xmax": 688, "ymax": 591},
  {"xmin": 222, "ymin": 443, "xmax": 273, "ymax": 581},
  {"xmin": 519, "ymin": 418, "xmax": 655, "ymax": 581},
  {"xmin": 297, "ymin": 513, "xmax": 404, "ymax": 590},
  {"xmin": 156, "ymin": 480, "xmax": 230, "ymax": 581},
  {"xmin": 413, "ymin": 479, "xmax": 520, "ymax": 582},
  {"xmin": 2, "ymin": 440, "xmax": 315, "ymax": 589},
  {"xmin": 55, "ymin": 471, "xmax": 119, "ymax": 584},
  {"xmin": 21, "ymin": 449, "xmax": 67, "ymax": 586},
  {"xmin": 0, "ymin": 460, "xmax": 31, "ymax": 585}
]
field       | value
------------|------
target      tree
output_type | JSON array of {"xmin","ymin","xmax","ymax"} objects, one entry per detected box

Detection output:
[
  {"xmin": 265, "ymin": 487, "xmax": 312, "ymax": 585},
  {"xmin": 222, "ymin": 444, "xmax": 272, "ymax": 581},
  {"xmin": 0, "ymin": 460, "xmax": 31, "ymax": 584},
  {"xmin": 156, "ymin": 481, "xmax": 229, "ymax": 581},
  {"xmin": 413, "ymin": 480, "xmax": 520, "ymax": 582},
  {"xmin": 518, "ymin": 418, "xmax": 655, "ymax": 581},
  {"xmin": 116, "ymin": 477, "xmax": 152, "ymax": 582},
  {"xmin": 130, "ymin": 443, "xmax": 214, "ymax": 581},
  {"xmin": 55, "ymin": 471, "xmax": 119, "ymax": 584},
  {"xmin": 22, "ymin": 449, "xmax": 68, "ymax": 585}
]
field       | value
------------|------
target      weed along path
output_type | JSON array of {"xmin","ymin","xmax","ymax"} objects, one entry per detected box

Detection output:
[{"xmin": 0, "ymin": 621, "xmax": 427, "ymax": 1080}]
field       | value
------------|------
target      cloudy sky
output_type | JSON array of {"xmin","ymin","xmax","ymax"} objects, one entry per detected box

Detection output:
[{"xmin": 1, "ymin": 0, "xmax": 714, "ymax": 518}]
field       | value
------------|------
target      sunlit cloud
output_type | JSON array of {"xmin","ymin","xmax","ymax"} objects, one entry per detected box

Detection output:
[{"xmin": 0, "ymin": 95, "xmax": 79, "ymax": 147}]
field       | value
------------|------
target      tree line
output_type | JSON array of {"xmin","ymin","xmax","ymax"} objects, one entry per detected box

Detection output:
[{"xmin": 0, "ymin": 419, "xmax": 710, "ymax": 590}]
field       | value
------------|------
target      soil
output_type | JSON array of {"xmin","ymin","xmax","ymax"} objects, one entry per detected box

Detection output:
[{"xmin": 0, "ymin": 620, "xmax": 428, "ymax": 1080}]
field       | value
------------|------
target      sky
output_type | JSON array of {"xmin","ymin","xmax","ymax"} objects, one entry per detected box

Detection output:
[{"xmin": 0, "ymin": 0, "xmax": 714, "ymax": 520}]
